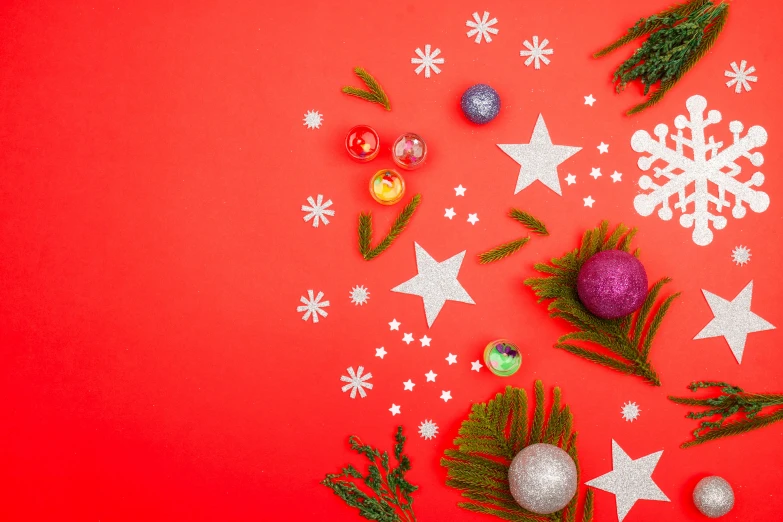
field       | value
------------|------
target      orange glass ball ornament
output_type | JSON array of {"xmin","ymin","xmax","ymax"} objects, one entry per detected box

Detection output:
[
  {"xmin": 369, "ymin": 169, "xmax": 406, "ymax": 205},
  {"xmin": 345, "ymin": 125, "xmax": 380, "ymax": 162}
]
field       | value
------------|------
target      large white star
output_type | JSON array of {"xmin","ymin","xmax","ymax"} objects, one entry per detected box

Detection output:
[
  {"xmin": 497, "ymin": 114, "xmax": 581, "ymax": 195},
  {"xmin": 694, "ymin": 280, "xmax": 775, "ymax": 364},
  {"xmin": 586, "ymin": 440, "xmax": 669, "ymax": 522},
  {"xmin": 391, "ymin": 243, "xmax": 474, "ymax": 327}
]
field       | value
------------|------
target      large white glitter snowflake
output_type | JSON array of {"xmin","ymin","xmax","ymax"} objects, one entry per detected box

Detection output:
[
  {"xmin": 411, "ymin": 45, "xmax": 444, "ymax": 78},
  {"xmin": 520, "ymin": 36, "xmax": 553, "ymax": 69},
  {"xmin": 301, "ymin": 194, "xmax": 334, "ymax": 228},
  {"xmin": 303, "ymin": 110, "xmax": 323, "ymax": 129},
  {"xmin": 466, "ymin": 11, "xmax": 498, "ymax": 44},
  {"xmin": 297, "ymin": 289, "xmax": 330, "ymax": 323},
  {"xmin": 340, "ymin": 366, "xmax": 373, "ymax": 399},
  {"xmin": 731, "ymin": 245, "xmax": 751, "ymax": 266},
  {"xmin": 418, "ymin": 419, "xmax": 439, "ymax": 440},
  {"xmin": 349, "ymin": 285, "xmax": 370, "ymax": 306},
  {"xmin": 621, "ymin": 402, "xmax": 641, "ymax": 422},
  {"xmin": 725, "ymin": 60, "xmax": 757, "ymax": 94},
  {"xmin": 632, "ymin": 94, "xmax": 769, "ymax": 246}
]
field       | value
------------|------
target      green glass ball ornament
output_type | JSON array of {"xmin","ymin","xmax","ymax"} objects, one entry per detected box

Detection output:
[{"xmin": 483, "ymin": 339, "xmax": 522, "ymax": 377}]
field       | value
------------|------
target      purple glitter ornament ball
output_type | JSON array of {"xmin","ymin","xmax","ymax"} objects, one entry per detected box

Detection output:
[
  {"xmin": 460, "ymin": 84, "xmax": 501, "ymax": 124},
  {"xmin": 577, "ymin": 250, "xmax": 648, "ymax": 319}
]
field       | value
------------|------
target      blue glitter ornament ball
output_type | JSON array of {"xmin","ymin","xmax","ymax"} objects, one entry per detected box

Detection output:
[{"xmin": 461, "ymin": 84, "xmax": 501, "ymax": 124}]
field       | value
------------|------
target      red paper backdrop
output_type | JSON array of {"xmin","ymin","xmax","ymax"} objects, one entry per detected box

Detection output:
[{"xmin": 1, "ymin": 1, "xmax": 782, "ymax": 521}]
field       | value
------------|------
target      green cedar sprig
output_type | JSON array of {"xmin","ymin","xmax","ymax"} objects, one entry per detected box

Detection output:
[
  {"xmin": 441, "ymin": 382, "xmax": 594, "ymax": 522},
  {"xmin": 594, "ymin": 0, "xmax": 729, "ymax": 115},
  {"xmin": 342, "ymin": 67, "xmax": 392, "ymax": 111},
  {"xmin": 322, "ymin": 426, "xmax": 418, "ymax": 522},
  {"xmin": 509, "ymin": 209, "xmax": 549, "ymax": 236},
  {"xmin": 478, "ymin": 236, "xmax": 530, "ymax": 264},
  {"xmin": 358, "ymin": 194, "xmax": 421, "ymax": 261},
  {"xmin": 669, "ymin": 381, "xmax": 783, "ymax": 448},
  {"xmin": 524, "ymin": 221, "xmax": 680, "ymax": 386}
]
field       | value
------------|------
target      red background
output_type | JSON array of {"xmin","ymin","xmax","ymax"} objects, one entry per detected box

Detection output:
[{"xmin": 1, "ymin": 1, "xmax": 782, "ymax": 521}]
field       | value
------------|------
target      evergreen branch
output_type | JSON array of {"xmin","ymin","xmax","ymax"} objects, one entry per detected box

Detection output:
[
  {"xmin": 525, "ymin": 221, "xmax": 678, "ymax": 386},
  {"xmin": 479, "ymin": 237, "xmax": 531, "ymax": 264},
  {"xmin": 509, "ymin": 209, "xmax": 549, "ymax": 236},
  {"xmin": 342, "ymin": 66, "xmax": 391, "ymax": 111},
  {"xmin": 359, "ymin": 194, "xmax": 421, "ymax": 261},
  {"xmin": 442, "ymin": 383, "xmax": 593, "ymax": 522}
]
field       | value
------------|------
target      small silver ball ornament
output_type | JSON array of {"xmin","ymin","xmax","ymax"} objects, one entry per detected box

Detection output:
[
  {"xmin": 460, "ymin": 84, "xmax": 501, "ymax": 124},
  {"xmin": 693, "ymin": 476, "xmax": 734, "ymax": 518},
  {"xmin": 508, "ymin": 443, "xmax": 577, "ymax": 514}
]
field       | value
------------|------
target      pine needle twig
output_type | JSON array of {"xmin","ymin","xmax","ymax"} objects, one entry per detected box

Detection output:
[
  {"xmin": 524, "ymin": 221, "xmax": 679, "ymax": 386},
  {"xmin": 442, "ymin": 383, "xmax": 594, "ymax": 522},
  {"xmin": 358, "ymin": 194, "xmax": 421, "ymax": 261},
  {"xmin": 478, "ymin": 236, "xmax": 530, "ymax": 264},
  {"xmin": 342, "ymin": 67, "xmax": 391, "ymax": 111},
  {"xmin": 509, "ymin": 209, "xmax": 549, "ymax": 236},
  {"xmin": 669, "ymin": 381, "xmax": 783, "ymax": 448}
]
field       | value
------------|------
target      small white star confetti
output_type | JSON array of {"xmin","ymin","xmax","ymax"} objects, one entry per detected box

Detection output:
[
  {"xmin": 445, "ymin": 353, "xmax": 458, "ymax": 365},
  {"xmin": 303, "ymin": 110, "xmax": 323, "ymax": 129},
  {"xmin": 466, "ymin": 11, "xmax": 498, "ymax": 44},
  {"xmin": 340, "ymin": 366, "xmax": 373, "ymax": 398},
  {"xmin": 731, "ymin": 245, "xmax": 751, "ymax": 266},
  {"xmin": 520, "ymin": 36, "xmax": 553, "ymax": 69},
  {"xmin": 419, "ymin": 335, "xmax": 431, "ymax": 347},
  {"xmin": 297, "ymin": 290, "xmax": 329, "ymax": 323},
  {"xmin": 375, "ymin": 347, "xmax": 387, "ymax": 359},
  {"xmin": 565, "ymin": 173, "xmax": 576, "ymax": 185},
  {"xmin": 444, "ymin": 208, "xmax": 456, "ymax": 219},
  {"xmin": 389, "ymin": 404, "xmax": 401, "ymax": 416},
  {"xmin": 411, "ymin": 44, "xmax": 444, "ymax": 78},
  {"xmin": 402, "ymin": 333, "xmax": 414, "ymax": 344},
  {"xmin": 403, "ymin": 379, "xmax": 415, "ymax": 391},
  {"xmin": 589, "ymin": 167, "xmax": 602, "ymax": 179},
  {"xmin": 440, "ymin": 390, "xmax": 452, "ymax": 402},
  {"xmin": 418, "ymin": 419, "xmax": 439, "ymax": 440},
  {"xmin": 611, "ymin": 171, "xmax": 623, "ymax": 183},
  {"xmin": 725, "ymin": 60, "xmax": 757, "ymax": 94},
  {"xmin": 301, "ymin": 194, "xmax": 334, "ymax": 227},
  {"xmin": 467, "ymin": 213, "xmax": 479, "ymax": 225},
  {"xmin": 471, "ymin": 360, "xmax": 483, "ymax": 372},
  {"xmin": 389, "ymin": 319, "xmax": 401, "ymax": 331},
  {"xmin": 425, "ymin": 370, "xmax": 437, "ymax": 382},
  {"xmin": 621, "ymin": 401, "xmax": 641, "ymax": 422},
  {"xmin": 597, "ymin": 142, "xmax": 609, "ymax": 154},
  {"xmin": 584, "ymin": 196, "xmax": 595, "ymax": 208},
  {"xmin": 349, "ymin": 285, "xmax": 370, "ymax": 306},
  {"xmin": 454, "ymin": 184, "xmax": 467, "ymax": 196},
  {"xmin": 584, "ymin": 94, "xmax": 596, "ymax": 106}
]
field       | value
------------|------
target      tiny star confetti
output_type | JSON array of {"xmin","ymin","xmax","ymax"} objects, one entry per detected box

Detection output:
[
  {"xmin": 389, "ymin": 404, "xmax": 401, "ymax": 416},
  {"xmin": 375, "ymin": 347, "xmax": 387, "ymax": 359},
  {"xmin": 440, "ymin": 390, "xmax": 452, "ymax": 402}
]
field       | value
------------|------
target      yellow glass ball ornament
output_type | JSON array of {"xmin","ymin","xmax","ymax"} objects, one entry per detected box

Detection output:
[{"xmin": 369, "ymin": 169, "xmax": 406, "ymax": 205}]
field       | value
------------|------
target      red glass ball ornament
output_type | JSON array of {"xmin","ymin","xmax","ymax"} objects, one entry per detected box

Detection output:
[{"xmin": 345, "ymin": 125, "xmax": 380, "ymax": 162}]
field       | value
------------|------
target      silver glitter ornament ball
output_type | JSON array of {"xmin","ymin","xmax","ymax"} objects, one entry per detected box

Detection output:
[
  {"xmin": 508, "ymin": 443, "xmax": 577, "ymax": 514},
  {"xmin": 693, "ymin": 476, "xmax": 734, "ymax": 518},
  {"xmin": 460, "ymin": 84, "xmax": 501, "ymax": 124}
]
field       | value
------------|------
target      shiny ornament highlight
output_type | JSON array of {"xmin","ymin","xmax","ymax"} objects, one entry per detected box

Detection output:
[
  {"xmin": 461, "ymin": 83, "xmax": 501, "ymax": 124},
  {"xmin": 345, "ymin": 125, "xmax": 380, "ymax": 162},
  {"xmin": 392, "ymin": 133, "xmax": 427, "ymax": 170},
  {"xmin": 508, "ymin": 443, "xmax": 577, "ymax": 514},
  {"xmin": 577, "ymin": 250, "xmax": 648, "ymax": 319},
  {"xmin": 370, "ymin": 169, "xmax": 405, "ymax": 205},
  {"xmin": 483, "ymin": 339, "xmax": 522, "ymax": 377},
  {"xmin": 693, "ymin": 476, "xmax": 734, "ymax": 518}
]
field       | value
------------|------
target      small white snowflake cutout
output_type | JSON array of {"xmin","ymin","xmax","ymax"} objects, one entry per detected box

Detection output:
[
  {"xmin": 621, "ymin": 401, "xmax": 641, "ymax": 422},
  {"xmin": 301, "ymin": 194, "xmax": 334, "ymax": 228},
  {"xmin": 520, "ymin": 36, "xmax": 553, "ymax": 69},
  {"xmin": 297, "ymin": 290, "xmax": 329, "ymax": 323},
  {"xmin": 466, "ymin": 11, "xmax": 498, "ymax": 44},
  {"xmin": 303, "ymin": 110, "xmax": 323, "ymax": 129},
  {"xmin": 725, "ymin": 60, "xmax": 757, "ymax": 94},
  {"xmin": 349, "ymin": 285, "xmax": 370, "ymax": 306},
  {"xmin": 340, "ymin": 366, "xmax": 373, "ymax": 399},
  {"xmin": 411, "ymin": 44, "xmax": 444, "ymax": 78},
  {"xmin": 418, "ymin": 419, "xmax": 439, "ymax": 440},
  {"xmin": 732, "ymin": 245, "xmax": 751, "ymax": 266}
]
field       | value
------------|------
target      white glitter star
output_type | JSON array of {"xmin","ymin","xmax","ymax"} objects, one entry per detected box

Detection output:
[
  {"xmin": 349, "ymin": 285, "xmax": 369, "ymax": 306},
  {"xmin": 411, "ymin": 44, "xmax": 444, "ymax": 78},
  {"xmin": 388, "ymin": 318, "xmax": 401, "ymax": 330},
  {"xmin": 303, "ymin": 110, "xmax": 323, "ymax": 129},
  {"xmin": 621, "ymin": 401, "xmax": 641, "ymax": 422},
  {"xmin": 297, "ymin": 290, "xmax": 329, "ymax": 323},
  {"xmin": 725, "ymin": 60, "xmax": 757, "ymax": 94},
  {"xmin": 440, "ymin": 390, "xmax": 452, "ymax": 402},
  {"xmin": 403, "ymin": 379, "xmax": 415, "ymax": 391},
  {"xmin": 520, "ymin": 36, "xmax": 553, "ymax": 69},
  {"xmin": 402, "ymin": 333, "xmax": 414, "ymax": 344},
  {"xmin": 565, "ymin": 173, "xmax": 576, "ymax": 185},
  {"xmin": 389, "ymin": 404, "xmax": 401, "ymax": 416},
  {"xmin": 340, "ymin": 366, "xmax": 373, "ymax": 399},
  {"xmin": 467, "ymin": 213, "xmax": 479, "ymax": 225},
  {"xmin": 584, "ymin": 94, "xmax": 596, "ymax": 106},
  {"xmin": 584, "ymin": 196, "xmax": 595, "ymax": 208},
  {"xmin": 731, "ymin": 245, "xmax": 751, "ymax": 266},
  {"xmin": 589, "ymin": 167, "xmax": 602, "ymax": 179},
  {"xmin": 444, "ymin": 207, "xmax": 456, "ymax": 219},
  {"xmin": 418, "ymin": 419, "xmax": 439, "ymax": 440},
  {"xmin": 375, "ymin": 347, "xmax": 387, "ymax": 359},
  {"xmin": 466, "ymin": 11, "xmax": 499, "ymax": 44},
  {"xmin": 611, "ymin": 171, "xmax": 623, "ymax": 183},
  {"xmin": 419, "ymin": 335, "xmax": 431, "ymax": 347},
  {"xmin": 454, "ymin": 184, "xmax": 467, "ymax": 196},
  {"xmin": 301, "ymin": 194, "xmax": 334, "ymax": 227},
  {"xmin": 445, "ymin": 353, "xmax": 457, "ymax": 365},
  {"xmin": 471, "ymin": 360, "xmax": 483, "ymax": 372},
  {"xmin": 597, "ymin": 142, "xmax": 609, "ymax": 154},
  {"xmin": 425, "ymin": 370, "xmax": 437, "ymax": 382}
]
